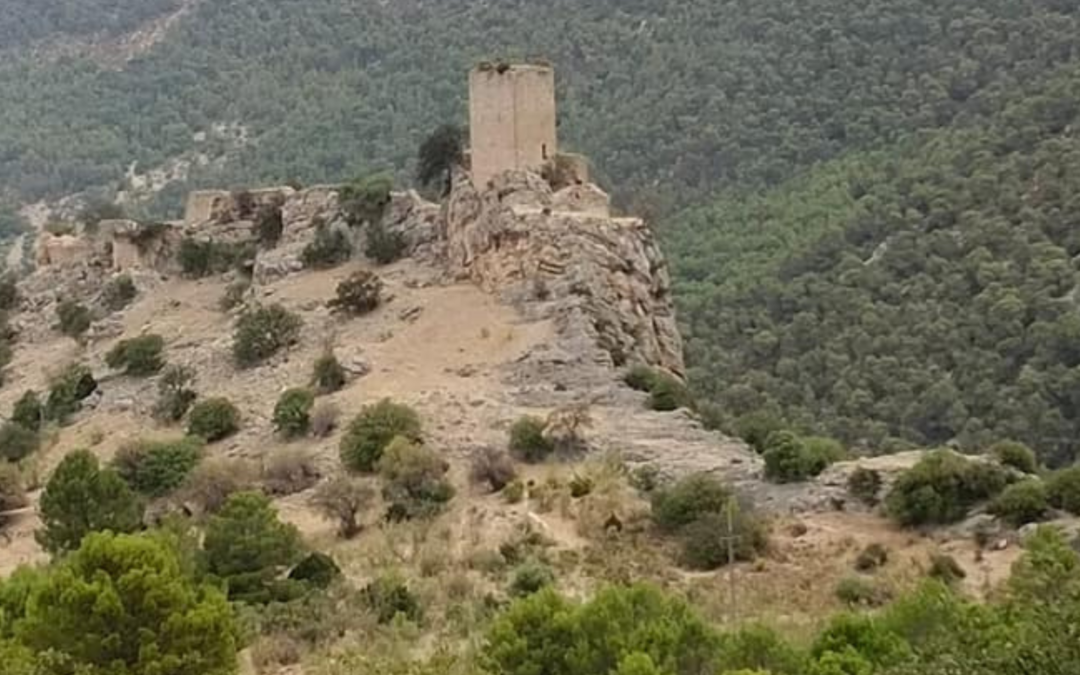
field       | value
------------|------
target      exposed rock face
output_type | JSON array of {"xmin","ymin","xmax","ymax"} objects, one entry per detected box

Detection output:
[{"xmin": 444, "ymin": 169, "xmax": 684, "ymax": 375}]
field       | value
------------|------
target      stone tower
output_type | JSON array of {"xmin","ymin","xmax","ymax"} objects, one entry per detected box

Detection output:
[{"xmin": 468, "ymin": 63, "xmax": 557, "ymax": 188}]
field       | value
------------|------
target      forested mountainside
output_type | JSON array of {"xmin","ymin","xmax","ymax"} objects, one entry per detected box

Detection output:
[
  {"xmin": 0, "ymin": 0, "xmax": 182, "ymax": 48},
  {"xmin": 0, "ymin": 0, "xmax": 1077, "ymax": 216},
  {"xmin": 672, "ymin": 62, "xmax": 1080, "ymax": 465}
]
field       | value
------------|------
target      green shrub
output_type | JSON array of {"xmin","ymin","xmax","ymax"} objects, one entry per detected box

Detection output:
[
  {"xmin": 233, "ymin": 304, "xmax": 303, "ymax": 368},
  {"xmin": 365, "ymin": 221, "xmax": 407, "ymax": 265},
  {"xmin": 361, "ymin": 574, "xmax": 422, "ymax": 624},
  {"xmin": 508, "ymin": 416, "xmax": 554, "ymax": 463},
  {"xmin": 991, "ymin": 440, "xmax": 1039, "ymax": 474},
  {"xmin": 763, "ymin": 431, "xmax": 839, "ymax": 483},
  {"xmin": 44, "ymin": 364, "xmax": 97, "ymax": 423},
  {"xmin": 508, "ymin": 559, "xmax": 556, "ymax": 597},
  {"xmin": 327, "ymin": 270, "xmax": 383, "ymax": 316},
  {"xmin": 311, "ymin": 351, "xmax": 346, "ymax": 393},
  {"xmin": 273, "ymin": 388, "xmax": 315, "ymax": 439},
  {"xmin": 1047, "ymin": 466, "xmax": 1080, "ymax": 514},
  {"xmin": 36, "ymin": 450, "xmax": 143, "ymax": 555},
  {"xmin": 848, "ymin": 468, "xmax": 884, "ymax": 506},
  {"xmin": 112, "ymin": 436, "xmax": 203, "ymax": 497},
  {"xmin": 648, "ymin": 373, "xmax": 694, "ymax": 412},
  {"xmin": 735, "ymin": 411, "xmax": 785, "ymax": 453},
  {"xmin": 288, "ymin": 552, "xmax": 341, "ymax": 589},
  {"xmin": 178, "ymin": 458, "xmax": 257, "ymax": 516},
  {"xmin": 101, "ymin": 274, "xmax": 137, "ymax": 311},
  {"xmin": 378, "ymin": 437, "xmax": 454, "ymax": 520},
  {"xmin": 0, "ymin": 463, "xmax": 28, "ymax": 512},
  {"xmin": 301, "ymin": 222, "xmax": 353, "ymax": 269},
  {"xmin": 835, "ymin": 576, "xmax": 891, "ymax": 607},
  {"xmin": 503, "ymin": 479, "xmax": 526, "ymax": 503},
  {"xmin": 651, "ymin": 473, "xmax": 737, "ymax": 532},
  {"xmin": 203, "ymin": 491, "xmax": 304, "ymax": 603},
  {"xmin": 187, "ymin": 397, "xmax": 240, "ymax": 442},
  {"xmin": 105, "ymin": 334, "xmax": 165, "ymax": 375},
  {"xmin": 854, "ymin": 543, "xmax": 889, "ymax": 571},
  {"xmin": 624, "ymin": 365, "xmax": 661, "ymax": 392},
  {"xmin": 804, "ymin": 437, "xmax": 847, "ymax": 464},
  {"xmin": 55, "ymin": 299, "xmax": 91, "ymax": 338},
  {"xmin": 0, "ymin": 422, "xmax": 40, "ymax": 462},
  {"xmin": 178, "ymin": 238, "xmax": 250, "ymax": 278},
  {"xmin": 256, "ymin": 203, "xmax": 284, "ymax": 247},
  {"xmin": 990, "ymin": 479, "xmax": 1050, "ymax": 527},
  {"xmin": 927, "ymin": 554, "xmax": 966, "ymax": 585},
  {"xmin": 417, "ymin": 124, "xmax": 464, "ymax": 192},
  {"xmin": 569, "ymin": 474, "xmax": 594, "ymax": 498},
  {"xmin": 679, "ymin": 510, "xmax": 769, "ymax": 570},
  {"xmin": 339, "ymin": 399, "xmax": 422, "ymax": 472},
  {"xmin": 153, "ymin": 365, "xmax": 197, "ymax": 423},
  {"xmin": 885, "ymin": 451, "xmax": 1010, "ymax": 526},
  {"xmin": 10, "ymin": 391, "xmax": 42, "ymax": 432},
  {"xmin": 341, "ymin": 173, "xmax": 393, "ymax": 227},
  {"xmin": 471, "ymin": 447, "xmax": 518, "ymax": 493}
]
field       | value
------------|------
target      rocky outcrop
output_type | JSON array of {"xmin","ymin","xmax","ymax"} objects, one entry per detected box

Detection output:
[{"xmin": 443, "ymin": 169, "xmax": 684, "ymax": 375}]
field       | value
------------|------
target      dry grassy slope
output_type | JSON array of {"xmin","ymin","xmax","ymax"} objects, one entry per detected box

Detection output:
[{"xmin": 0, "ymin": 253, "xmax": 1021, "ymax": 658}]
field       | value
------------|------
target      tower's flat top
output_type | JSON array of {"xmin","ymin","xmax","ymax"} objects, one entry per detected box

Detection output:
[{"xmin": 471, "ymin": 62, "xmax": 553, "ymax": 75}]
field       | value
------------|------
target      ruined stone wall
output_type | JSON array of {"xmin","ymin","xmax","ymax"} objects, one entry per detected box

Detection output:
[{"xmin": 469, "ymin": 64, "xmax": 557, "ymax": 189}]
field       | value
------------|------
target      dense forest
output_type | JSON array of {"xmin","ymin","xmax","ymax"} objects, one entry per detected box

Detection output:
[{"xmin": 0, "ymin": 0, "xmax": 182, "ymax": 48}]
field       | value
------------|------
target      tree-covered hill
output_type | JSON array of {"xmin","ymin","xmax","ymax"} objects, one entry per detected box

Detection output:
[
  {"xmin": 0, "ymin": 0, "xmax": 1077, "ymax": 215},
  {"xmin": 0, "ymin": 0, "xmax": 182, "ymax": 49},
  {"xmin": 671, "ymin": 61, "xmax": 1080, "ymax": 465}
]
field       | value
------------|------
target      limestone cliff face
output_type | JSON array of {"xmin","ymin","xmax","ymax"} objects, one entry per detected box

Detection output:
[{"xmin": 443, "ymin": 170, "xmax": 685, "ymax": 375}]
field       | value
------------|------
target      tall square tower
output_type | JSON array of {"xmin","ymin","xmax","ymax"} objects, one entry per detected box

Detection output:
[{"xmin": 468, "ymin": 63, "xmax": 557, "ymax": 188}]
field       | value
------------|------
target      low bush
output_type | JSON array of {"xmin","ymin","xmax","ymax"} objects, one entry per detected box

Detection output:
[
  {"xmin": 0, "ymin": 275, "xmax": 18, "ymax": 311},
  {"xmin": 105, "ymin": 334, "xmax": 165, "ymax": 376},
  {"xmin": 178, "ymin": 238, "xmax": 251, "ymax": 278},
  {"xmin": 44, "ymin": 364, "xmax": 97, "ymax": 424},
  {"xmin": 273, "ymin": 388, "xmax": 315, "ymax": 439},
  {"xmin": 734, "ymin": 411, "xmax": 785, "ymax": 453},
  {"xmin": 288, "ymin": 552, "xmax": 341, "ymax": 589},
  {"xmin": 624, "ymin": 365, "xmax": 660, "ymax": 392},
  {"xmin": 361, "ymin": 575, "xmax": 422, "ymax": 624},
  {"xmin": 301, "ymin": 223, "xmax": 352, "ymax": 269},
  {"xmin": 256, "ymin": 203, "xmax": 284, "ymax": 247},
  {"xmin": 178, "ymin": 458, "xmax": 257, "ymax": 515},
  {"xmin": 927, "ymin": 554, "xmax": 966, "ymax": 585},
  {"xmin": 11, "ymin": 391, "xmax": 43, "ymax": 432},
  {"xmin": 508, "ymin": 416, "xmax": 554, "ymax": 463},
  {"xmin": 311, "ymin": 352, "xmax": 346, "ymax": 394},
  {"xmin": 111, "ymin": 436, "xmax": 203, "ymax": 497},
  {"xmin": 648, "ymin": 373, "xmax": 694, "ymax": 412},
  {"xmin": 508, "ymin": 559, "xmax": 556, "ymax": 597},
  {"xmin": 311, "ymin": 476, "xmax": 375, "ymax": 538},
  {"xmin": 835, "ymin": 576, "xmax": 891, "ymax": 607},
  {"xmin": 991, "ymin": 440, "xmax": 1039, "ymax": 474},
  {"xmin": 651, "ymin": 473, "xmax": 737, "ymax": 533},
  {"xmin": 0, "ymin": 463, "xmax": 28, "ymax": 512},
  {"xmin": 848, "ymin": 468, "xmax": 884, "ymax": 506},
  {"xmin": 763, "ymin": 431, "xmax": 836, "ymax": 483},
  {"xmin": 310, "ymin": 401, "xmax": 340, "ymax": 438},
  {"xmin": 55, "ymin": 300, "xmax": 91, "ymax": 338},
  {"xmin": 342, "ymin": 173, "xmax": 393, "ymax": 227},
  {"xmin": 990, "ymin": 479, "xmax": 1050, "ymax": 527},
  {"xmin": 470, "ymin": 447, "xmax": 518, "ymax": 493},
  {"xmin": 679, "ymin": 510, "xmax": 769, "ymax": 570},
  {"xmin": 233, "ymin": 304, "xmax": 303, "ymax": 368},
  {"xmin": 187, "ymin": 397, "xmax": 240, "ymax": 442},
  {"xmin": 568, "ymin": 474, "xmax": 594, "ymax": 498},
  {"xmin": 339, "ymin": 399, "xmax": 422, "ymax": 472},
  {"xmin": 0, "ymin": 420, "xmax": 39, "ymax": 463},
  {"xmin": 503, "ymin": 479, "xmax": 526, "ymax": 504},
  {"xmin": 854, "ymin": 543, "xmax": 889, "ymax": 572},
  {"xmin": 101, "ymin": 275, "xmax": 137, "ymax": 311},
  {"xmin": 328, "ymin": 270, "xmax": 383, "ymax": 316},
  {"xmin": 365, "ymin": 221, "xmax": 407, "ymax": 265},
  {"xmin": 885, "ymin": 451, "xmax": 1010, "ymax": 526},
  {"xmin": 379, "ymin": 437, "xmax": 454, "ymax": 520},
  {"xmin": 261, "ymin": 449, "xmax": 320, "ymax": 496},
  {"xmin": 1047, "ymin": 466, "xmax": 1080, "ymax": 514},
  {"xmin": 153, "ymin": 365, "xmax": 197, "ymax": 423}
]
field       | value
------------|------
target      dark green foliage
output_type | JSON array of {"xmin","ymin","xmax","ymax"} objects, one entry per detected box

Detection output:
[
  {"xmin": 327, "ymin": 270, "xmax": 383, "ymax": 316},
  {"xmin": 927, "ymin": 554, "xmax": 966, "ymax": 585},
  {"xmin": 154, "ymin": 365, "xmax": 197, "ymax": 422},
  {"xmin": 112, "ymin": 436, "xmax": 203, "ymax": 497},
  {"xmin": 288, "ymin": 552, "xmax": 341, "ymax": 589},
  {"xmin": 202, "ymin": 491, "xmax": 303, "ymax": 603},
  {"xmin": 105, "ymin": 333, "xmax": 166, "ymax": 376},
  {"xmin": 378, "ymin": 437, "xmax": 455, "ymax": 520},
  {"xmin": 311, "ymin": 351, "xmax": 346, "ymax": 394},
  {"xmin": 101, "ymin": 274, "xmax": 137, "ymax": 311},
  {"xmin": 992, "ymin": 441, "xmax": 1039, "ymax": 475},
  {"xmin": 417, "ymin": 124, "xmax": 464, "ymax": 193},
  {"xmin": 339, "ymin": 399, "xmax": 422, "ymax": 472},
  {"xmin": 36, "ymin": 450, "xmax": 143, "ymax": 555},
  {"xmin": 0, "ymin": 275, "xmax": 19, "ymax": 311},
  {"xmin": 569, "ymin": 474, "xmax": 594, "ymax": 498},
  {"xmin": 364, "ymin": 221, "xmax": 407, "ymax": 265},
  {"xmin": 735, "ymin": 412, "xmax": 785, "ymax": 454},
  {"xmin": 991, "ymin": 480, "xmax": 1050, "ymax": 527},
  {"xmin": 855, "ymin": 543, "xmax": 889, "ymax": 572},
  {"xmin": 187, "ymin": 397, "xmax": 240, "ymax": 442},
  {"xmin": 762, "ymin": 431, "xmax": 833, "ymax": 483},
  {"xmin": 651, "ymin": 473, "xmax": 737, "ymax": 533},
  {"xmin": 0, "ymin": 463, "xmax": 28, "ymax": 512},
  {"xmin": 273, "ymin": 388, "xmax": 315, "ymax": 439},
  {"xmin": 885, "ymin": 451, "xmax": 1010, "ymax": 526},
  {"xmin": 624, "ymin": 365, "xmax": 661, "ymax": 393},
  {"xmin": 835, "ymin": 577, "xmax": 891, "ymax": 607},
  {"xmin": 44, "ymin": 364, "xmax": 97, "ymax": 424},
  {"xmin": 341, "ymin": 174, "xmax": 393, "ymax": 228},
  {"xmin": 679, "ymin": 510, "xmax": 770, "ymax": 570},
  {"xmin": 8, "ymin": 531, "xmax": 237, "ymax": 675},
  {"xmin": 648, "ymin": 373, "xmax": 695, "ymax": 412},
  {"xmin": 1047, "ymin": 466, "xmax": 1080, "ymax": 515},
  {"xmin": 301, "ymin": 223, "xmax": 352, "ymax": 269},
  {"xmin": 362, "ymin": 575, "xmax": 422, "ymax": 624},
  {"xmin": 55, "ymin": 299, "xmax": 91, "ymax": 338},
  {"xmin": 0, "ymin": 423, "xmax": 40, "ymax": 463},
  {"xmin": 232, "ymin": 304, "xmax": 302, "ymax": 367},
  {"xmin": 508, "ymin": 559, "xmax": 556, "ymax": 597},
  {"xmin": 508, "ymin": 415, "xmax": 554, "ymax": 463},
  {"xmin": 848, "ymin": 468, "xmax": 884, "ymax": 506},
  {"xmin": 256, "ymin": 202, "xmax": 284, "ymax": 247},
  {"xmin": 178, "ymin": 238, "xmax": 253, "ymax": 278}
]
